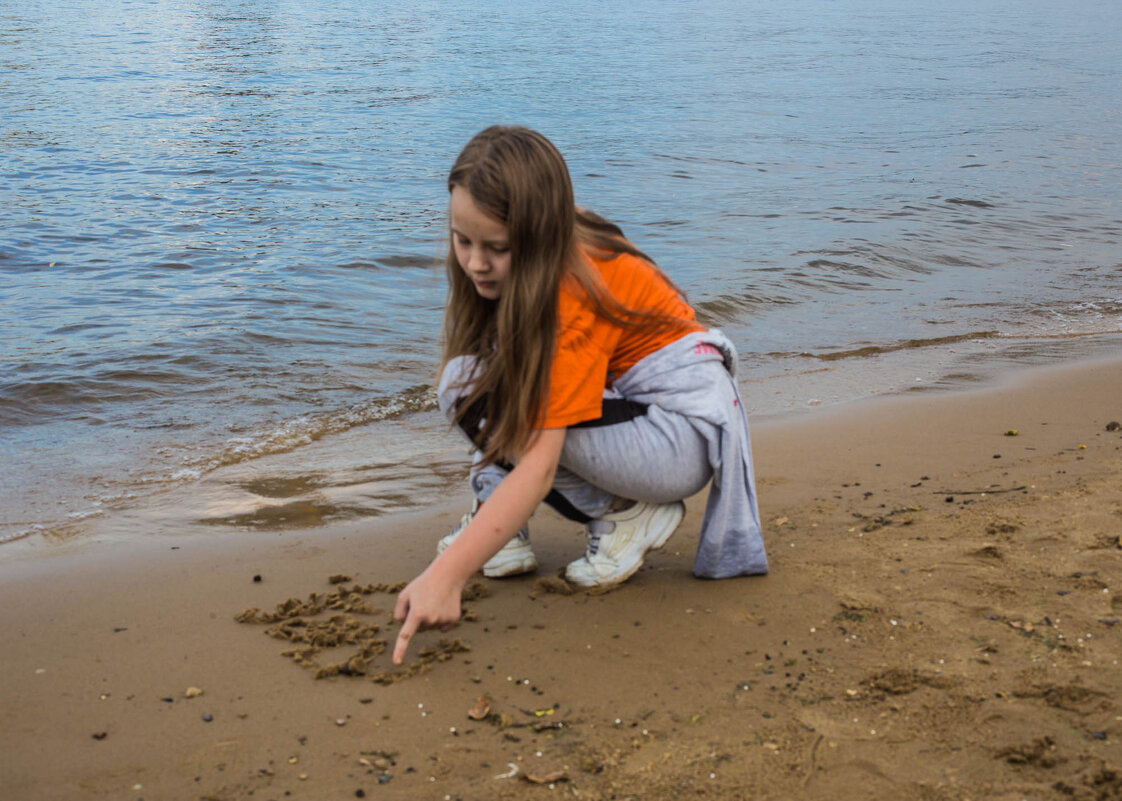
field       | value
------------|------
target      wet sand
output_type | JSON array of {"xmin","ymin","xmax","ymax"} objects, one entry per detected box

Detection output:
[{"xmin": 3, "ymin": 357, "xmax": 1121, "ymax": 800}]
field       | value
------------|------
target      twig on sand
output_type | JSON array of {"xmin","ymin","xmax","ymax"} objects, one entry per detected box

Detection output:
[{"xmin": 934, "ymin": 486, "xmax": 1026, "ymax": 496}]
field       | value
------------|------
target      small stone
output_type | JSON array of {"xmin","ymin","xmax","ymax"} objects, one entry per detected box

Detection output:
[
  {"xmin": 92, "ymin": 732, "xmax": 108, "ymax": 740},
  {"xmin": 253, "ymin": 574, "xmax": 262, "ymax": 583},
  {"xmin": 1091, "ymin": 731, "xmax": 1107, "ymax": 740},
  {"xmin": 356, "ymin": 791, "xmax": 366, "ymax": 799},
  {"xmin": 185, "ymin": 687, "xmax": 203, "ymax": 698},
  {"xmin": 378, "ymin": 774, "xmax": 393, "ymax": 785},
  {"xmin": 298, "ymin": 773, "xmax": 308, "ymax": 781},
  {"xmin": 336, "ymin": 718, "xmax": 347, "ymax": 727},
  {"xmin": 202, "ymin": 713, "xmax": 213, "ymax": 722}
]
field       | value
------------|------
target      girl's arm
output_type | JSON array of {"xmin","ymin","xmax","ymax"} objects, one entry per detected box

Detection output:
[{"xmin": 392, "ymin": 427, "xmax": 566, "ymax": 664}]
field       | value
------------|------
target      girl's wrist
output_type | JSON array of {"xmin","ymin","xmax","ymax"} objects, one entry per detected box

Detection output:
[{"xmin": 426, "ymin": 548, "xmax": 474, "ymax": 591}]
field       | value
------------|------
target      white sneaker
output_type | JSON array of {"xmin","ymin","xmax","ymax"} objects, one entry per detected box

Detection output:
[
  {"xmin": 437, "ymin": 500, "xmax": 539, "ymax": 578},
  {"xmin": 564, "ymin": 500, "xmax": 685, "ymax": 587}
]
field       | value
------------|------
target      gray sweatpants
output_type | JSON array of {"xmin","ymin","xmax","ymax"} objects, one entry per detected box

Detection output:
[{"xmin": 437, "ymin": 355, "xmax": 714, "ymax": 524}]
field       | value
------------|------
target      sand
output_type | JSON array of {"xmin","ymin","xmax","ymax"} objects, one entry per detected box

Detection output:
[{"xmin": 2, "ymin": 357, "xmax": 1121, "ymax": 801}]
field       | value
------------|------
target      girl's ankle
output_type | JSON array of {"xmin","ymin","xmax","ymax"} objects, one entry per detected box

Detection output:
[{"xmin": 608, "ymin": 497, "xmax": 636, "ymax": 513}]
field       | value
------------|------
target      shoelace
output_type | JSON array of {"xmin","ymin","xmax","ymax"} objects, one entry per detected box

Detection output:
[{"xmin": 585, "ymin": 520, "xmax": 615, "ymax": 556}]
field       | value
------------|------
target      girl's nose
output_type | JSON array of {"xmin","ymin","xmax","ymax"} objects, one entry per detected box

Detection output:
[{"xmin": 468, "ymin": 248, "xmax": 489, "ymax": 273}]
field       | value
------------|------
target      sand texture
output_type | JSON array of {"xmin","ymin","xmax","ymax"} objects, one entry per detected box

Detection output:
[{"xmin": 2, "ymin": 358, "xmax": 1121, "ymax": 800}]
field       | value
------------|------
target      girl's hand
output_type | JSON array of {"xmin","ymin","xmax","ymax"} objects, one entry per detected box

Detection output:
[
  {"xmin": 392, "ymin": 567, "xmax": 464, "ymax": 665},
  {"xmin": 392, "ymin": 429, "xmax": 567, "ymax": 665}
]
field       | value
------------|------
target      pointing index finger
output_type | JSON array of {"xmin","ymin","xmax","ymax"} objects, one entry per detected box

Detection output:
[{"xmin": 393, "ymin": 612, "xmax": 419, "ymax": 665}]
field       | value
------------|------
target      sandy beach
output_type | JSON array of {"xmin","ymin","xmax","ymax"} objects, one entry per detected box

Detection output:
[{"xmin": 3, "ymin": 357, "xmax": 1121, "ymax": 801}]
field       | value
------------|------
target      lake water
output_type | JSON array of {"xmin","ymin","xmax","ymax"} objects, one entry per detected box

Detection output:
[{"xmin": 3, "ymin": 0, "xmax": 1121, "ymax": 544}]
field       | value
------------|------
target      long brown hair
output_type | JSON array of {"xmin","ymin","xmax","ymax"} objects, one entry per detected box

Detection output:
[{"xmin": 442, "ymin": 125, "xmax": 689, "ymax": 465}]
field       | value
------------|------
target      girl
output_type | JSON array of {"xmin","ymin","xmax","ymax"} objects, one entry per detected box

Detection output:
[{"xmin": 393, "ymin": 126, "xmax": 767, "ymax": 664}]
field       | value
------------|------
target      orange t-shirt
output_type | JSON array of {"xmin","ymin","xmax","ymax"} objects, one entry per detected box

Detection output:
[{"xmin": 542, "ymin": 248, "xmax": 704, "ymax": 429}]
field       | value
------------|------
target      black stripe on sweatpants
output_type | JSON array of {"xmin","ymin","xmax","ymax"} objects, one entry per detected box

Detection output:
[{"xmin": 456, "ymin": 396, "xmax": 650, "ymax": 524}]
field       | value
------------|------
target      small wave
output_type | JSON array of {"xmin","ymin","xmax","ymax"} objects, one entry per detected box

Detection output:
[
  {"xmin": 945, "ymin": 198, "xmax": 996, "ymax": 209},
  {"xmin": 149, "ymin": 262, "xmax": 194, "ymax": 271},
  {"xmin": 376, "ymin": 254, "xmax": 440, "ymax": 270},
  {"xmin": 0, "ymin": 369, "xmax": 194, "ymax": 425},
  {"xmin": 695, "ymin": 291, "xmax": 795, "ymax": 325},
  {"xmin": 182, "ymin": 384, "xmax": 439, "ymax": 475},
  {"xmin": 805, "ymin": 331, "xmax": 1001, "ymax": 361},
  {"xmin": 0, "ymin": 505, "xmax": 107, "ymax": 545},
  {"xmin": 804, "ymin": 259, "xmax": 893, "ymax": 280},
  {"xmin": 336, "ymin": 254, "xmax": 437, "ymax": 271}
]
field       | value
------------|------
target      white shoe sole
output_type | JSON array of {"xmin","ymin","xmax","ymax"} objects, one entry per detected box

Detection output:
[
  {"xmin": 439, "ymin": 524, "xmax": 538, "ymax": 579},
  {"xmin": 481, "ymin": 549, "xmax": 539, "ymax": 578},
  {"xmin": 565, "ymin": 501, "xmax": 684, "ymax": 588}
]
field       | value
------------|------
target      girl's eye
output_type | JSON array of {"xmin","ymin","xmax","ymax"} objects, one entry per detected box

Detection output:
[{"xmin": 489, "ymin": 245, "xmax": 509, "ymax": 254}]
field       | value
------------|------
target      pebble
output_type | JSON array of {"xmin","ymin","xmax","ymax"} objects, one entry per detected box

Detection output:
[
  {"xmin": 185, "ymin": 687, "xmax": 203, "ymax": 698},
  {"xmin": 202, "ymin": 713, "xmax": 213, "ymax": 722},
  {"xmin": 378, "ymin": 774, "xmax": 393, "ymax": 785},
  {"xmin": 336, "ymin": 718, "xmax": 347, "ymax": 727}
]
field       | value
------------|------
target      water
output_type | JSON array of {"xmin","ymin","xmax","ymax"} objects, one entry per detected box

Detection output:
[{"xmin": 3, "ymin": 0, "xmax": 1121, "ymax": 545}]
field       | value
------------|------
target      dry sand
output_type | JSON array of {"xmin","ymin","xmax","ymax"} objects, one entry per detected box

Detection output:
[{"xmin": 2, "ymin": 357, "xmax": 1121, "ymax": 801}]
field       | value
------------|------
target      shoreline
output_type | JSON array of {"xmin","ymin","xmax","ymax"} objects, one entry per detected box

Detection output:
[
  {"xmin": 3, "ymin": 356, "xmax": 1121, "ymax": 799},
  {"xmin": 7, "ymin": 330, "xmax": 1122, "ymax": 551}
]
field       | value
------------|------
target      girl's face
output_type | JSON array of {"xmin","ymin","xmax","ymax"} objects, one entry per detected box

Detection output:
[{"xmin": 450, "ymin": 186, "xmax": 511, "ymax": 300}]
